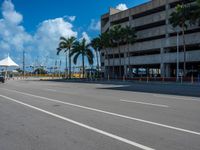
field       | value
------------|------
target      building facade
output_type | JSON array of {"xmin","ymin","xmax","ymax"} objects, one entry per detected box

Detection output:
[{"xmin": 100, "ymin": 0, "xmax": 200, "ymax": 78}]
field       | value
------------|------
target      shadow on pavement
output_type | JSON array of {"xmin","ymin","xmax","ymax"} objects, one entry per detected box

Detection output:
[
  {"xmin": 97, "ymin": 83, "xmax": 200, "ymax": 98},
  {"xmin": 39, "ymin": 79, "xmax": 200, "ymax": 97}
]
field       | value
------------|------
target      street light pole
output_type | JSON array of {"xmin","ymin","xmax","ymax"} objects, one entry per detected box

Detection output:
[{"xmin": 23, "ymin": 50, "xmax": 25, "ymax": 78}]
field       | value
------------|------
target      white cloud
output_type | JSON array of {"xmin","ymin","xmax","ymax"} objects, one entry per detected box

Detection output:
[
  {"xmin": 0, "ymin": 0, "xmax": 78, "ymax": 68},
  {"xmin": 116, "ymin": 3, "xmax": 128, "ymax": 11},
  {"xmin": 68, "ymin": 16, "xmax": 76, "ymax": 22},
  {"xmin": 0, "ymin": 0, "xmax": 32, "ymax": 56},
  {"xmin": 0, "ymin": 0, "xmax": 93, "ymax": 69},
  {"xmin": 63, "ymin": 15, "xmax": 76, "ymax": 22},
  {"xmin": 34, "ymin": 17, "xmax": 77, "ymax": 62},
  {"xmin": 2, "ymin": 0, "xmax": 23, "ymax": 25},
  {"xmin": 89, "ymin": 19, "xmax": 100, "ymax": 31},
  {"xmin": 80, "ymin": 32, "xmax": 90, "ymax": 44}
]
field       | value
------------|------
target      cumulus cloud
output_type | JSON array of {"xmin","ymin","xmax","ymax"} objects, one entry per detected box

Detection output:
[
  {"xmin": 34, "ymin": 17, "xmax": 77, "ymax": 61},
  {"xmin": 80, "ymin": 32, "xmax": 90, "ymax": 44},
  {"xmin": 89, "ymin": 19, "xmax": 100, "ymax": 31},
  {"xmin": 2, "ymin": 0, "xmax": 23, "ymax": 24},
  {"xmin": 0, "ymin": 0, "xmax": 32, "ymax": 55},
  {"xmin": 63, "ymin": 15, "xmax": 76, "ymax": 22},
  {"xmin": 0, "ymin": 0, "xmax": 78, "ymax": 68},
  {"xmin": 0, "ymin": 0, "xmax": 94, "ymax": 69},
  {"xmin": 116, "ymin": 3, "xmax": 128, "ymax": 11},
  {"xmin": 68, "ymin": 16, "xmax": 76, "ymax": 22}
]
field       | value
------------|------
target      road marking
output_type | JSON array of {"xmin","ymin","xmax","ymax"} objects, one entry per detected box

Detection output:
[
  {"xmin": 0, "ymin": 95, "xmax": 155, "ymax": 150},
  {"xmin": 2, "ymin": 88, "xmax": 200, "ymax": 136},
  {"xmin": 153, "ymin": 94, "xmax": 200, "ymax": 102},
  {"xmin": 45, "ymin": 89, "xmax": 57, "ymax": 92},
  {"xmin": 120, "ymin": 99, "xmax": 169, "ymax": 108}
]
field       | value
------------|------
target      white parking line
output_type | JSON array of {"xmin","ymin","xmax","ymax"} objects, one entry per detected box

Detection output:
[
  {"xmin": 153, "ymin": 94, "xmax": 200, "ymax": 102},
  {"xmin": 2, "ymin": 88, "xmax": 200, "ymax": 136},
  {"xmin": 120, "ymin": 99, "xmax": 169, "ymax": 108},
  {"xmin": 0, "ymin": 95, "xmax": 155, "ymax": 150}
]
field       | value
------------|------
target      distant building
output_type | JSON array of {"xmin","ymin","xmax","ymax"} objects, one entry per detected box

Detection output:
[{"xmin": 100, "ymin": 0, "xmax": 200, "ymax": 78}]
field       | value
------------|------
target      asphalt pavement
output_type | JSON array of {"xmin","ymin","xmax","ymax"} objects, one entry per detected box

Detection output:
[{"xmin": 0, "ymin": 79, "xmax": 200, "ymax": 150}]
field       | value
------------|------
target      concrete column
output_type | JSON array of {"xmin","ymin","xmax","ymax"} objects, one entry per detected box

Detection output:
[
  {"xmin": 165, "ymin": 0, "xmax": 170, "ymax": 48},
  {"xmin": 165, "ymin": 64, "xmax": 171, "ymax": 77},
  {"xmin": 160, "ymin": 64, "xmax": 171, "ymax": 77},
  {"xmin": 146, "ymin": 67, "xmax": 149, "ymax": 76},
  {"xmin": 160, "ymin": 48, "xmax": 165, "ymax": 77},
  {"xmin": 160, "ymin": 63, "xmax": 165, "ymax": 77},
  {"xmin": 136, "ymin": 67, "xmax": 139, "ymax": 76}
]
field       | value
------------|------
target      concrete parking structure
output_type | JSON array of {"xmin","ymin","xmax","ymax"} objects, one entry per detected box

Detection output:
[{"xmin": 101, "ymin": 0, "xmax": 200, "ymax": 78}]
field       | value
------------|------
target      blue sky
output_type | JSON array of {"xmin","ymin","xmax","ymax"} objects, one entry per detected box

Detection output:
[{"xmin": 0, "ymin": 0, "xmax": 149, "ymax": 70}]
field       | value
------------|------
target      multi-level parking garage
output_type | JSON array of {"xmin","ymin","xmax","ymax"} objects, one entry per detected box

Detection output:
[{"xmin": 100, "ymin": 0, "xmax": 200, "ymax": 78}]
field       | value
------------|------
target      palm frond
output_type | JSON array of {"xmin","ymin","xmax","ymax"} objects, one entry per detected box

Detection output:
[
  {"xmin": 60, "ymin": 36, "xmax": 68, "ymax": 42},
  {"xmin": 86, "ymin": 49, "xmax": 94, "ymax": 65},
  {"xmin": 56, "ymin": 48, "xmax": 62, "ymax": 55},
  {"xmin": 73, "ymin": 52, "xmax": 81, "ymax": 65},
  {"xmin": 59, "ymin": 42, "xmax": 67, "ymax": 49},
  {"xmin": 70, "ymin": 48, "xmax": 79, "ymax": 57}
]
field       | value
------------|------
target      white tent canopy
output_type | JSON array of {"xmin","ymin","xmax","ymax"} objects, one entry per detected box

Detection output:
[{"xmin": 0, "ymin": 56, "xmax": 19, "ymax": 67}]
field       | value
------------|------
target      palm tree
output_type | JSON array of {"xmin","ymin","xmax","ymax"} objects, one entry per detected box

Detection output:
[
  {"xmin": 91, "ymin": 37, "xmax": 102, "ymax": 75},
  {"xmin": 169, "ymin": 4, "xmax": 190, "ymax": 76},
  {"xmin": 189, "ymin": 0, "xmax": 200, "ymax": 25},
  {"xmin": 57, "ymin": 36, "xmax": 76, "ymax": 78},
  {"xmin": 70, "ymin": 38, "xmax": 94, "ymax": 78},
  {"xmin": 110, "ymin": 25, "xmax": 124, "ymax": 78},
  {"xmin": 122, "ymin": 26, "xmax": 137, "ymax": 78},
  {"xmin": 99, "ymin": 32, "xmax": 111, "ymax": 78}
]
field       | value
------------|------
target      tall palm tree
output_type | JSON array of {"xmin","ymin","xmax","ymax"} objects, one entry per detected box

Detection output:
[
  {"xmin": 70, "ymin": 38, "xmax": 94, "ymax": 78},
  {"xmin": 91, "ymin": 37, "xmax": 102, "ymax": 75},
  {"xmin": 189, "ymin": 0, "xmax": 200, "ymax": 25},
  {"xmin": 99, "ymin": 32, "xmax": 111, "ymax": 78},
  {"xmin": 57, "ymin": 36, "xmax": 76, "ymax": 78},
  {"xmin": 169, "ymin": 4, "xmax": 190, "ymax": 76},
  {"xmin": 110, "ymin": 25, "xmax": 124, "ymax": 78},
  {"xmin": 122, "ymin": 25, "xmax": 137, "ymax": 78}
]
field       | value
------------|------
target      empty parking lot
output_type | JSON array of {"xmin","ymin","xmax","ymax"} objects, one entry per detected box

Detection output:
[{"xmin": 0, "ymin": 80, "xmax": 200, "ymax": 150}]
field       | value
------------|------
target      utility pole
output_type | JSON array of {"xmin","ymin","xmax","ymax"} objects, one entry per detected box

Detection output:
[{"xmin": 23, "ymin": 50, "xmax": 25, "ymax": 78}]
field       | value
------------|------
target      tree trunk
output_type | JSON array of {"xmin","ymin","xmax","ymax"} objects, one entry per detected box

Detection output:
[
  {"xmin": 182, "ymin": 25, "xmax": 186, "ymax": 77},
  {"xmin": 65, "ymin": 53, "xmax": 68, "ymax": 78},
  {"xmin": 82, "ymin": 53, "xmax": 85, "ymax": 78},
  {"xmin": 69, "ymin": 49, "xmax": 71, "ymax": 79},
  {"xmin": 106, "ymin": 48, "xmax": 110, "ymax": 78},
  {"xmin": 112, "ymin": 48, "xmax": 115, "ymax": 78},
  {"xmin": 118, "ymin": 43, "xmax": 122, "ymax": 78},
  {"xmin": 128, "ymin": 43, "xmax": 131, "ymax": 78},
  {"xmin": 96, "ymin": 50, "xmax": 99, "ymax": 76},
  {"xmin": 98, "ymin": 50, "xmax": 101, "ymax": 69},
  {"xmin": 123, "ymin": 45, "xmax": 126, "ymax": 78}
]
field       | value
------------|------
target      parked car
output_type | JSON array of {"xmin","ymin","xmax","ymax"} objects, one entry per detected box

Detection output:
[{"xmin": 0, "ymin": 76, "xmax": 5, "ymax": 83}]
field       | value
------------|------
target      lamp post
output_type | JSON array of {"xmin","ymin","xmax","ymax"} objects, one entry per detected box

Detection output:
[{"xmin": 23, "ymin": 50, "xmax": 25, "ymax": 78}]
